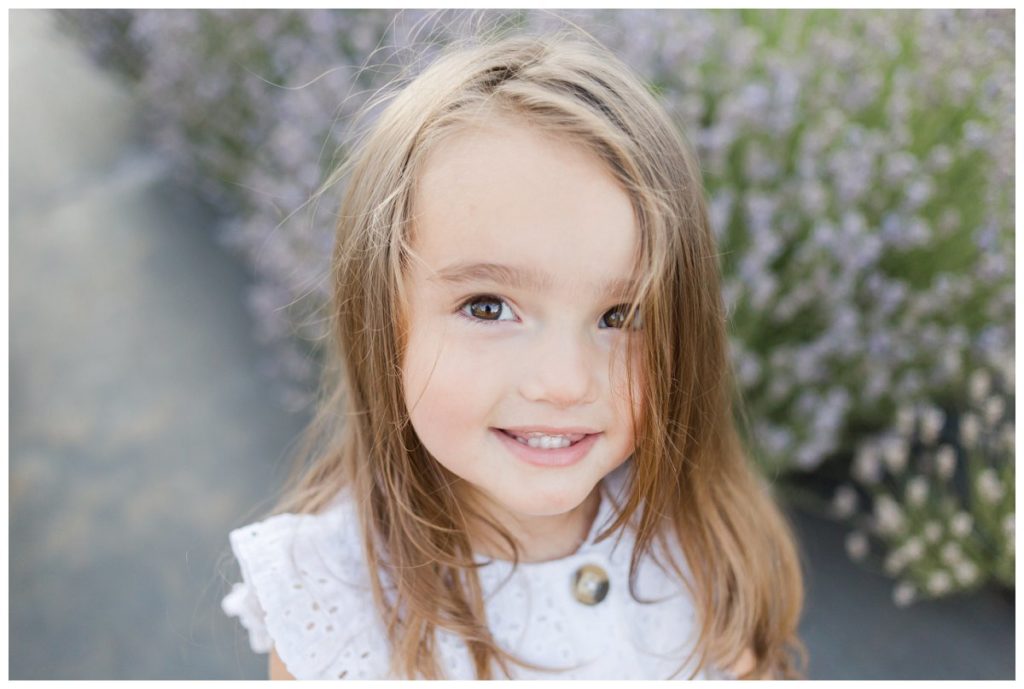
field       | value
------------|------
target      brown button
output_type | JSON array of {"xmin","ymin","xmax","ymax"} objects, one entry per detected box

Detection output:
[{"xmin": 572, "ymin": 563, "xmax": 609, "ymax": 605}]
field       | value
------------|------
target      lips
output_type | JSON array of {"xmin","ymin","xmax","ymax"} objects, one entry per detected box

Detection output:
[{"xmin": 491, "ymin": 428, "xmax": 601, "ymax": 468}]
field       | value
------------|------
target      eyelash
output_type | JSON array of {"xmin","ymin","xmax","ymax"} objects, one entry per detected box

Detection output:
[{"xmin": 455, "ymin": 294, "xmax": 642, "ymax": 330}]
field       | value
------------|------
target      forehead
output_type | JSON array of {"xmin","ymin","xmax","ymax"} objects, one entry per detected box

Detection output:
[{"xmin": 411, "ymin": 120, "xmax": 639, "ymax": 297}]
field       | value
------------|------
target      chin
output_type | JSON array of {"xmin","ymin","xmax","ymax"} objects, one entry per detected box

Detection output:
[{"xmin": 505, "ymin": 482, "xmax": 595, "ymax": 517}]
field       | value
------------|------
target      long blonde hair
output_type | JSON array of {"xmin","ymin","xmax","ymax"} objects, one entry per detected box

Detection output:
[{"xmin": 269, "ymin": 21, "xmax": 807, "ymax": 680}]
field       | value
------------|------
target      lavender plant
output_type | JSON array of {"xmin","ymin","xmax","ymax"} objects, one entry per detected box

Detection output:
[
  {"xmin": 834, "ymin": 344, "xmax": 1013, "ymax": 605},
  {"xmin": 56, "ymin": 9, "xmax": 452, "ymax": 411},
  {"xmin": 569, "ymin": 9, "xmax": 1014, "ymax": 475},
  {"xmin": 55, "ymin": 9, "xmax": 1013, "ymax": 478}
]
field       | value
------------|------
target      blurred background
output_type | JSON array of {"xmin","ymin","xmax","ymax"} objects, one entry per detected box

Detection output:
[{"xmin": 9, "ymin": 8, "xmax": 1014, "ymax": 679}]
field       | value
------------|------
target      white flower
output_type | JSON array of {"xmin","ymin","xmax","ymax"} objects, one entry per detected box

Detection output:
[
  {"xmin": 884, "ymin": 150, "xmax": 917, "ymax": 182},
  {"xmin": 884, "ymin": 548, "xmax": 906, "ymax": 574},
  {"xmin": 923, "ymin": 521, "xmax": 943, "ymax": 543},
  {"xmin": 853, "ymin": 443, "xmax": 883, "ymax": 485},
  {"xmin": 940, "ymin": 351, "xmax": 962, "ymax": 383},
  {"xmin": 736, "ymin": 350, "xmax": 762, "ymax": 387},
  {"xmin": 905, "ymin": 476, "xmax": 929, "ymax": 508},
  {"xmin": 926, "ymin": 570, "xmax": 953, "ymax": 595},
  {"xmin": 983, "ymin": 395, "xmax": 1005, "ymax": 427},
  {"xmin": 874, "ymin": 495, "xmax": 906, "ymax": 536},
  {"xmin": 896, "ymin": 404, "xmax": 916, "ymax": 436},
  {"xmin": 845, "ymin": 530, "xmax": 869, "ymax": 561},
  {"xmin": 950, "ymin": 511, "xmax": 974, "ymax": 538},
  {"xmin": 960, "ymin": 413, "xmax": 981, "ymax": 449},
  {"xmin": 893, "ymin": 581, "xmax": 916, "ymax": 607},
  {"xmin": 935, "ymin": 444, "xmax": 957, "ymax": 480},
  {"xmin": 800, "ymin": 179, "xmax": 829, "ymax": 215},
  {"xmin": 905, "ymin": 180, "xmax": 934, "ymax": 209},
  {"xmin": 976, "ymin": 468, "xmax": 1005, "ymax": 504},
  {"xmin": 903, "ymin": 537, "xmax": 924, "ymax": 561},
  {"xmin": 927, "ymin": 144, "xmax": 953, "ymax": 172},
  {"xmin": 919, "ymin": 405, "xmax": 946, "ymax": 445},
  {"xmin": 962, "ymin": 120, "xmax": 987, "ymax": 149},
  {"xmin": 940, "ymin": 541, "xmax": 964, "ymax": 565},
  {"xmin": 881, "ymin": 436, "xmax": 909, "ymax": 475},
  {"xmin": 968, "ymin": 369, "xmax": 992, "ymax": 403},
  {"xmin": 953, "ymin": 560, "xmax": 979, "ymax": 586},
  {"xmin": 831, "ymin": 485, "xmax": 859, "ymax": 519}
]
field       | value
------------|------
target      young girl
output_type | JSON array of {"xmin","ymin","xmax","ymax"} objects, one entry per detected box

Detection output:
[{"xmin": 221, "ymin": 27, "xmax": 807, "ymax": 681}]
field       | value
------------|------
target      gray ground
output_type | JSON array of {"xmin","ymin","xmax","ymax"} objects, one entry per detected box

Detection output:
[{"xmin": 9, "ymin": 9, "xmax": 1014, "ymax": 680}]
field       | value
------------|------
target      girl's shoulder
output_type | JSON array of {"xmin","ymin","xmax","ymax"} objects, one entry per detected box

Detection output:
[{"xmin": 221, "ymin": 487, "xmax": 391, "ymax": 680}]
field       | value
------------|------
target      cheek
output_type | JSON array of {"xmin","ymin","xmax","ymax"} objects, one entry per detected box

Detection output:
[{"xmin": 401, "ymin": 323, "xmax": 495, "ymax": 454}]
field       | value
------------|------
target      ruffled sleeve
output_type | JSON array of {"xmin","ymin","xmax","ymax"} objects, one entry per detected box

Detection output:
[
  {"xmin": 221, "ymin": 577, "xmax": 272, "ymax": 653},
  {"xmin": 220, "ymin": 495, "xmax": 392, "ymax": 680}
]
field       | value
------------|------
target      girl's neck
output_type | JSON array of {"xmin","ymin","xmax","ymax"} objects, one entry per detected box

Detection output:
[{"xmin": 465, "ymin": 483, "xmax": 603, "ymax": 564}]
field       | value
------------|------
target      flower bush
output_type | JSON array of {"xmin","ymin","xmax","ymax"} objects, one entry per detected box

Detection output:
[
  {"xmin": 55, "ymin": 8, "xmax": 1013, "ymax": 599},
  {"xmin": 56, "ymin": 8, "xmax": 1012, "ymax": 463},
  {"xmin": 834, "ymin": 348, "xmax": 1014, "ymax": 605},
  {"xmin": 570, "ymin": 9, "xmax": 1013, "ymax": 476}
]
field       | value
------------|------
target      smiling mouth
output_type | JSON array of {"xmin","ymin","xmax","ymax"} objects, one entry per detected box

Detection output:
[
  {"xmin": 491, "ymin": 427, "xmax": 601, "ymax": 468},
  {"xmin": 497, "ymin": 427, "xmax": 593, "ymax": 448}
]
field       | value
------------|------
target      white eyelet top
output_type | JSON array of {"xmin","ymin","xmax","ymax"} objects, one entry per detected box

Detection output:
[{"xmin": 221, "ymin": 463, "xmax": 734, "ymax": 680}]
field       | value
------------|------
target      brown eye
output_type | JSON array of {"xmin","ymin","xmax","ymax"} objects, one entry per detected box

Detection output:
[
  {"xmin": 461, "ymin": 295, "xmax": 511, "ymax": 323},
  {"xmin": 602, "ymin": 304, "xmax": 643, "ymax": 330}
]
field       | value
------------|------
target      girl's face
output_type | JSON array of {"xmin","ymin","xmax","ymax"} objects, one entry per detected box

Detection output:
[{"xmin": 401, "ymin": 118, "xmax": 642, "ymax": 532}]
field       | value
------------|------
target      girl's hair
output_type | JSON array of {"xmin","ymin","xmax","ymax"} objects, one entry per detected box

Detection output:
[{"xmin": 269, "ymin": 18, "xmax": 807, "ymax": 680}]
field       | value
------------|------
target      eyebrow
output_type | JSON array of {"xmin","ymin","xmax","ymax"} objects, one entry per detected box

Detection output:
[{"xmin": 431, "ymin": 261, "xmax": 638, "ymax": 298}]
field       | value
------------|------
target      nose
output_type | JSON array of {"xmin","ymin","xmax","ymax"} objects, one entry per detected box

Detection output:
[{"xmin": 518, "ymin": 325, "xmax": 600, "ymax": 408}]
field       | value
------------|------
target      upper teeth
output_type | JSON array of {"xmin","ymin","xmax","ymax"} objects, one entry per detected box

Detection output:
[{"xmin": 509, "ymin": 432, "xmax": 583, "ymax": 449}]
